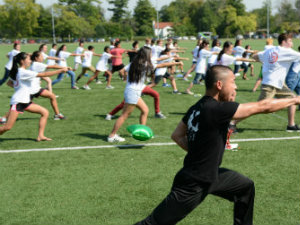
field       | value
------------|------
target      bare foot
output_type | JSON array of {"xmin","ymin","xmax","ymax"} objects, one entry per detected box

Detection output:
[{"xmin": 36, "ymin": 136, "xmax": 52, "ymax": 142}]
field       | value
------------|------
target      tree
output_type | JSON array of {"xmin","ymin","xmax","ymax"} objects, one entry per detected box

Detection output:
[
  {"xmin": 54, "ymin": 4, "xmax": 95, "ymax": 38},
  {"xmin": 58, "ymin": 0, "xmax": 104, "ymax": 28},
  {"xmin": 108, "ymin": 0, "xmax": 129, "ymax": 22},
  {"xmin": 33, "ymin": 5, "xmax": 52, "ymax": 37},
  {"xmin": 226, "ymin": 0, "xmax": 246, "ymax": 16},
  {"xmin": 0, "ymin": 0, "xmax": 40, "ymax": 38},
  {"xmin": 133, "ymin": 0, "xmax": 156, "ymax": 36}
]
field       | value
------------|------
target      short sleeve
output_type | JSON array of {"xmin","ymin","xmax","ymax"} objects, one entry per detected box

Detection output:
[
  {"xmin": 20, "ymin": 70, "xmax": 38, "ymax": 80},
  {"xmin": 213, "ymin": 102, "xmax": 239, "ymax": 125},
  {"xmin": 182, "ymin": 105, "xmax": 196, "ymax": 125},
  {"xmin": 257, "ymin": 51, "xmax": 264, "ymax": 63}
]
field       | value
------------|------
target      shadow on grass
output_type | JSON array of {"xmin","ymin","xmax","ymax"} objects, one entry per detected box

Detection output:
[
  {"xmin": 76, "ymin": 132, "xmax": 108, "ymax": 141},
  {"xmin": 0, "ymin": 137, "xmax": 37, "ymax": 142},
  {"xmin": 168, "ymin": 112, "xmax": 186, "ymax": 115},
  {"xmin": 236, "ymin": 127, "xmax": 284, "ymax": 132},
  {"xmin": 236, "ymin": 88, "xmax": 254, "ymax": 93}
]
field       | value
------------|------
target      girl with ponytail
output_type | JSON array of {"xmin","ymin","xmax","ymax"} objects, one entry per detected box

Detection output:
[
  {"xmin": 0, "ymin": 52, "xmax": 68, "ymax": 141},
  {"xmin": 216, "ymin": 41, "xmax": 255, "ymax": 69},
  {"xmin": 52, "ymin": 44, "xmax": 83, "ymax": 89},
  {"xmin": 185, "ymin": 40, "xmax": 218, "ymax": 95}
]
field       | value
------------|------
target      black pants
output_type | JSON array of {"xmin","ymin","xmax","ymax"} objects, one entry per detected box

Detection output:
[
  {"xmin": 234, "ymin": 65, "xmax": 240, "ymax": 74},
  {"xmin": 134, "ymin": 168, "xmax": 255, "ymax": 225}
]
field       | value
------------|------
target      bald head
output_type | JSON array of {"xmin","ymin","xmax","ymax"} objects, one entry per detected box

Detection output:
[{"xmin": 205, "ymin": 65, "xmax": 232, "ymax": 90}]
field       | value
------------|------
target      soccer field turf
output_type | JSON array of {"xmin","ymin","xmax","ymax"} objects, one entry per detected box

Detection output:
[{"xmin": 0, "ymin": 39, "xmax": 299, "ymax": 224}]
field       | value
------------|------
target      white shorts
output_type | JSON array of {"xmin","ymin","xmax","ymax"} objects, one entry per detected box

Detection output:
[
  {"xmin": 124, "ymin": 88, "xmax": 141, "ymax": 104},
  {"xmin": 96, "ymin": 63, "xmax": 108, "ymax": 72}
]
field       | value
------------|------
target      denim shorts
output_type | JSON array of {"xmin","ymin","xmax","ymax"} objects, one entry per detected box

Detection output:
[
  {"xmin": 193, "ymin": 73, "xmax": 205, "ymax": 84},
  {"xmin": 285, "ymin": 65, "xmax": 300, "ymax": 95},
  {"xmin": 124, "ymin": 88, "xmax": 141, "ymax": 104}
]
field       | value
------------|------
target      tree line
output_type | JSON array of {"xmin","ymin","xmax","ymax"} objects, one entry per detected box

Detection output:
[{"xmin": 0, "ymin": 0, "xmax": 299, "ymax": 40}]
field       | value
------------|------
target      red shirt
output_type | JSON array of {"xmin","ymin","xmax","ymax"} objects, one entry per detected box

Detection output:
[{"xmin": 110, "ymin": 48, "xmax": 125, "ymax": 66}]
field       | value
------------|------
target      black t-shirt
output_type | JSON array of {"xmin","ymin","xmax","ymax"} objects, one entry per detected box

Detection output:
[
  {"xmin": 128, "ymin": 52, "xmax": 137, "ymax": 62},
  {"xmin": 181, "ymin": 96, "xmax": 239, "ymax": 183}
]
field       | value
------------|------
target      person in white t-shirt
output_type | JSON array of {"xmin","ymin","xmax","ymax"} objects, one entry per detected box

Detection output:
[
  {"xmin": 183, "ymin": 39, "xmax": 203, "ymax": 81},
  {"xmin": 73, "ymin": 41, "xmax": 85, "ymax": 71},
  {"xmin": 47, "ymin": 43, "xmax": 57, "ymax": 66},
  {"xmin": 83, "ymin": 46, "xmax": 120, "ymax": 90},
  {"xmin": 107, "ymin": 47, "xmax": 154, "ymax": 142},
  {"xmin": 0, "ymin": 52, "xmax": 68, "ymax": 141},
  {"xmin": 208, "ymin": 39, "xmax": 222, "ymax": 68},
  {"xmin": 240, "ymin": 45, "xmax": 255, "ymax": 80},
  {"xmin": 232, "ymin": 39, "xmax": 257, "ymax": 76},
  {"xmin": 0, "ymin": 43, "xmax": 21, "ymax": 86},
  {"xmin": 253, "ymin": 33, "xmax": 300, "ymax": 131},
  {"xmin": 75, "ymin": 45, "xmax": 102, "ymax": 84},
  {"xmin": 39, "ymin": 44, "xmax": 63, "ymax": 64},
  {"xmin": 148, "ymin": 48, "xmax": 188, "ymax": 94},
  {"xmin": 30, "ymin": 51, "xmax": 70, "ymax": 120},
  {"xmin": 216, "ymin": 41, "xmax": 255, "ymax": 67},
  {"xmin": 51, "ymin": 44, "xmax": 84, "ymax": 89},
  {"xmin": 185, "ymin": 40, "xmax": 218, "ymax": 95}
]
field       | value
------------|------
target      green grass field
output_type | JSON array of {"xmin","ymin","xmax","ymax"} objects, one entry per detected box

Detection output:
[{"xmin": 0, "ymin": 39, "xmax": 299, "ymax": 225}]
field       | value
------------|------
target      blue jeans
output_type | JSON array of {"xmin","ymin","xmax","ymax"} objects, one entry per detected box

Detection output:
[
  {"xmin": 0, "ymin": 68, "xmax": 10, "ymax": 86},
  {"xmin": 286, "ymin": 63, "xmax": 300, "ymax": 95},
  {"xmin": 52, "ymin": 70, "xmax": 76, "ymax": 88}
]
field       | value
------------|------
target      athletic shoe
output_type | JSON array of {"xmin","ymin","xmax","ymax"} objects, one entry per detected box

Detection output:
[
  {"xmin": 96, "ymin": 80, "xmax": 102, "ymax": 84},
  {"xmin": 155, "ymin": 112, "xmax": 166, "ymax": 119},
  {"xmin": 55, "ymin": 95, "xmax": 59, "ymax": 98},
  {"xmin": 71, "ymin": 86, "xmax": 79, "ymax": 89},
  {"xmin": 105, "ymin": 114, "xmax": 115, "ymax": 120},
  {"xmin": 187, "ymin": 74, "xmax": 193, "ymax": 77},
  {"xmin": 105, "ymin": 85, "xmax": 114, "ymax": 89},
  {"xmin": 235, "ymin": 73, "xmax": 241, "ymax": 77},
  {"xmin": 54, "ymin": 113, "xmax": 66, "ymax": 120},
  {"xmin": 183, "ymin": 77, "xmax": 189, "ymax": 81},
  {"xmin": 83, "ymin": 84, "xmax": 91, "ymax": 90},
  {"xmin": 286, "ymin": 124, "xmax": 300, "ymax": 132},
  {"xmin": 185, "ymin": 90, "xmax": 194, "ymax": 95},
  {"xmin": 162, "ymin": 83, "xmax": 171, "ymax": 87},
  {"xmin": 173, "ymin": 90, "xmax": 182, "ymax": 94},
  {"xmin": 107, "ymin": 134, "xmax": 125, "ymax": 142},
  {"xmin": 225, "ymin": 143, "xmax": 239, "ymax": 151},
  {"xmin": 0, "ymin": 117, "xmax": 6, "ymax": 124}
]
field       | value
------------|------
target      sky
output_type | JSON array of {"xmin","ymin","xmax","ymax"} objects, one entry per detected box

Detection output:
[{"xmin": 0, "ymin": 0, "xmax": 286, "ymax": 19}]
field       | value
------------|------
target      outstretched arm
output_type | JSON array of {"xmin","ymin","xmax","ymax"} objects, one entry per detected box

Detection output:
[
  {"xmin": 171, "ymin": 121, "xmax": 188, "ymax": 152},
  {"xmin": 233, "ymin": 97, "xmax": 300, "ymax": 120}
]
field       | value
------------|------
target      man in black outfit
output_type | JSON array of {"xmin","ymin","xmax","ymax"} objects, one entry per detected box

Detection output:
[{"xmin": 134, "ymin": 65, "xmax": 300, "ymax": 225}]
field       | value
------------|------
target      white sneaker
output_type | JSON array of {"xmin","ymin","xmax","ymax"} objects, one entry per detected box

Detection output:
[
  {"xmin": 187, "ymin": 74, "xmax": 192, "ymax": 77},
  {"xmin": 105, "ymin": 114, "xmax": 113, "ymax": 120},
  {"xmin": 107, "ymin": 134, "xmax": 125, "ymax": 142},
  {"xmin": 235, "ymin": 73, "xmax": 241, "ymax": 77},
  {"xmin": 183, "ymin": 77, "xmax": 189, "ymax": 81},
  {"xmin": 225, "ymin": 143, "xmax": 238, "ymax": 151},
  {"xmin": 106, "ymin": 85, "xmax": 114, "ymax": 89},
  {"xmin": 96, "ymin": 80, "xmax": 102, "ymax": 84},
  {"xmin": 83, "ymin": 84, "xmax": 91, "ymax": 90}
]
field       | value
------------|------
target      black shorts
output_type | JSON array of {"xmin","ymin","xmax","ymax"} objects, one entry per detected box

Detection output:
[
  {"xmin": 112, "ymin": 64, "xmax": 125, "ymax": 73},
  {"xmin": 10, "ymin": 102, "xmax": 32, "ymax": 113},
  {"xmin": 30, "ymin": 88, "xmax": 45, "ymax": 100},
  {"xmin": 154, "ymin": 72, "xmax": 171, "ymax": 84}
]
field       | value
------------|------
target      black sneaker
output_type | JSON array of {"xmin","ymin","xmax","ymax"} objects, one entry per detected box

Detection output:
[{"xmin": 286, "ymin": 124, "xmax": 300, "ymax": 132}]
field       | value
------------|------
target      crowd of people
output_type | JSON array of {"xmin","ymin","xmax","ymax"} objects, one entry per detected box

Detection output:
[{"xmin": 0, "ymin": 33, "xmax": 300, "ymax": 224}]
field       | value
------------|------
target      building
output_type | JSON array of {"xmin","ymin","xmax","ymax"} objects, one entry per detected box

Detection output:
[{"xmin": 153, "ymin": 21, "xmax": 174, "ymax": 38}]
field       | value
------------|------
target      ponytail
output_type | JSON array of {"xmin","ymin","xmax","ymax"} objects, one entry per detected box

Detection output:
[
  {"xmin": 31, "ymin": 51, "xmax": 41, "ymax": 62},
  {"xmin": 217, "ymin": 41, "xmax": 232, "ymax": 62},
  {"xmin": 9, "ymin": 52, "xmax": 28, "ymax": 81},
  {"xmin": 56, "ymin": 45, "xmax": 65, "ymax": 57},
  {"xmin": 197, "ymin": 39, "xmax": 209, "ymax": 57}
]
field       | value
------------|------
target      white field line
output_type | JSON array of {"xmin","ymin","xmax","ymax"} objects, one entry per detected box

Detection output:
[{"xmin": 0, "ymin": 136, "xmax": 299, "ymax": 154}]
